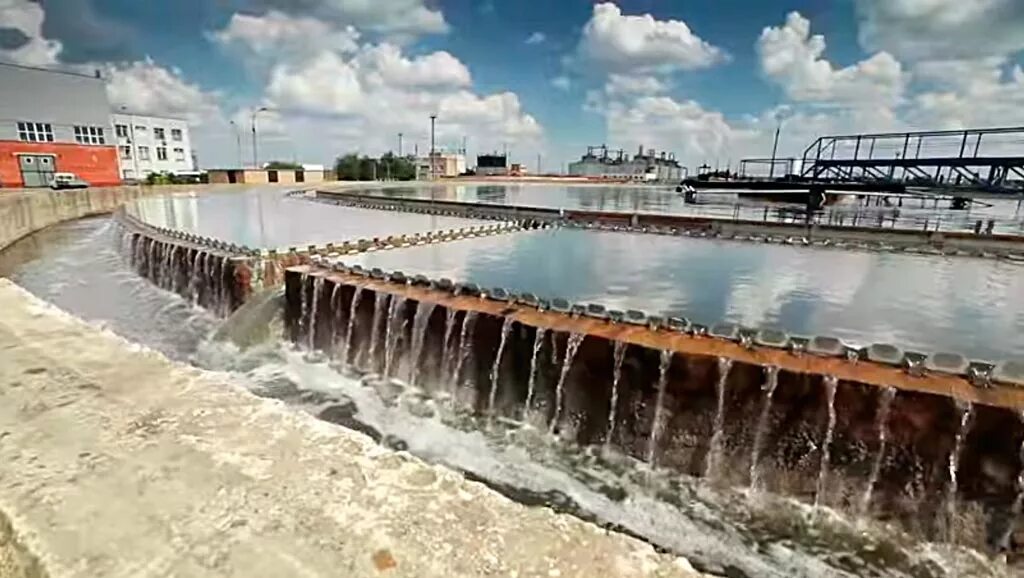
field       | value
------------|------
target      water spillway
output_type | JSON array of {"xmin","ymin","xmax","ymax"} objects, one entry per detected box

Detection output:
[
  {"xmin": 283, "ymin": 264, "xmax": 1024, "ymax": 556},
  {"xmin": 7, "ymin": 184, "xmax": 1024, "ymax": 576}
]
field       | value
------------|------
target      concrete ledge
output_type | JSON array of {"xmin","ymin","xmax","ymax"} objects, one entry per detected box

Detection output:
[{"xmin": 0, "ymin": 280, "xmax": 700, "ymax": 578}]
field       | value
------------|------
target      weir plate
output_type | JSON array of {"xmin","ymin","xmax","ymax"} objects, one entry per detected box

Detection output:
[{"xmin": 339, "ymin": 226, "xmax": 1024, "ymax": 363}]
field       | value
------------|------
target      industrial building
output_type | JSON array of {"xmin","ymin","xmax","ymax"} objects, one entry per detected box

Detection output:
[
  {"xmin": 111, "ymin": 112, "xmax": 196, "ymax": 180},
  {"xmin": 0, "ymin": 62, "xmax": 119, "ymax": 188},
  {"xmin": 207, "ymin": 166, "xmax": 325, "ymax": 185},
  {"xmin": 476, "ymin": 154, "xmax": 508, "ymax": 176},
  {"xmin": 568, "ymin": 145, "xmax": 684, "ymax": 182},
  {"xmin": 416, "ymin": 150, "xmax": 466, "ymax": 179}
]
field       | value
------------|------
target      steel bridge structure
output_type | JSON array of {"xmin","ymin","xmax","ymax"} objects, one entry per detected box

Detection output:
[{"xmin": 799, "ymin": 127, "xmax": 1024, "ymax": 192}]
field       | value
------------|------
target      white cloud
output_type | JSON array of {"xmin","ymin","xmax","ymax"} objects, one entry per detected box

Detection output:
[
  {"xmin": 551, "ymin": 75, "xmax": 571, "ymax": 91},
  {"xmin": 604, "ymin": 73, "xmax": 668, "ymax": 97},
  {"xmin": 577, "ymin": 2, "xmax": 725, "ymax": 73},
  {"xmin": 266, "ymin": 52, "xmax": 363, "ymax": 115},
  {"xmin": 757, "ymin": 12, "xmax": 906, "ymax": 108},
  {"xmin": 104, "ymin": 58, "xmax": 223, "ymax": 124},
  {"xmin": 354, "ymin": 44, "xmax": 471, "ymax": 90},
  {"xmin": 212, "ymin": 10, "xmax": 360, "ymax": 63},
  {"xmin": 909, "ymin": 60, "xmax": 1024, "ymax": 130},
  {"xmin": 0, "ymin": 0, "xmax": 62, "ymax": 66},
  {"xmin": 855, "ymin": 0, "xmax": 1024, "ymax": 61},
  {"xmin": 235, "ymin": 0, "xmax": 448, "ymax": 37},
  {"xmin": 525, "ymin": 32, "xmax": 546, "ymax": 45},
  {"xmin": 604, "ymin": 96, "xmax": 757, "ymax": 168}
]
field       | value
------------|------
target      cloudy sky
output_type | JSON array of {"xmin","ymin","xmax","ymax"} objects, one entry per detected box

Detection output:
[{"xmin": 2, "ymin": 0, "xmax": 1023, "ymax": 170}]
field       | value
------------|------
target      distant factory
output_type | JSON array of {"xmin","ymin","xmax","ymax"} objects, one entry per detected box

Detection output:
[{"xmin": 568, "ymin": 145, "xmax": 684, "ymax": 182}]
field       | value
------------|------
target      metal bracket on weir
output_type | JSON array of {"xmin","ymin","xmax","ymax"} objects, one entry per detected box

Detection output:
[{"xmin": 288, "ymin": 263, "xmax": 1024, "ymax": 411}]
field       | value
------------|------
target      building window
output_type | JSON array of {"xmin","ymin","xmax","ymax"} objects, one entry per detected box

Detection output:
[
  {"xmin": 74, "ymin": 126, "xmax": 106, "ymax": 145},
  {"xmin": 138, "ymin": 146, "xmax": 150, "ymax": 161},
  {"xmin": 123, "ymin": 169, "xmax": 135, "ymax": 179},
  {"xmin": 115, "ymin": 124, "xmax": 129, "ymax": 138},
  {"xmin": 119, "ymin": 146, "xmax": 132, "ymax": 160},
  {"xmin": 153, "ymin": 127, "xmax": 165, "ymax": 141},
  {"xmin": 156, "ymin": 147, "xmax": 168, "ymax": 161},
  {"xmin": 135, "ymin": 125, "xmax": 147, "ymax": 135},
  {"xmin": 171, "ymin": 128, "xmax": 182, "ymax": 141},
  {"xmin": 173, "ymin": 147, "xmax": 185, "ymax": 162},
  {"xmin": 17, "ymin": 122, "xmax": 54, "ymax": 142}
]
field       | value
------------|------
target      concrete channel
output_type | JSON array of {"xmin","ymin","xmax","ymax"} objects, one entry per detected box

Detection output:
[{"xmin": 0, "ymin": 185, "xmax": 706, "ymax": 577}]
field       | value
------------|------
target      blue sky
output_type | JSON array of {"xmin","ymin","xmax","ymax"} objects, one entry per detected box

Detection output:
[{"xmin": 2, "ymin": 0, "xmax": 1024, "ymax": 169}]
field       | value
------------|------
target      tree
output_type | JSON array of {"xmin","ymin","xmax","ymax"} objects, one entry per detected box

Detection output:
[
  {"xmin": 334, "ymin": 152, "xmax": 417, "ymax": 181},
  {"xmin": 265, "ymin": 160, "xmax": 303, "ymax": 170},
  {"xmin": 335, "ymin": 154, "xmax": 362, "ymax": 181}
]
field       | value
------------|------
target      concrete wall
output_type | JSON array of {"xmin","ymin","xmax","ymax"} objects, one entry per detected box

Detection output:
[{"xmin": 0, "ymin": 185, "xmax": 200, "ymax": 253}]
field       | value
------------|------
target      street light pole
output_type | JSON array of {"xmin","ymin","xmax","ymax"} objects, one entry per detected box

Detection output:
[
  {"xmin": 251, "ymin": 106, "xmax": 268, "ymax": 168},
  {"xmin": 229, "ymin": 120, "xmax": 242, "ymax": 167},
  {"xmin": 398, "ymin": 132, "xmax": 403, "ymax": 157},
  {"xmin": 769, "ymin": 121, "xmax": 782, "ymax": 179},
  {"xmin": 429, "ymin": 115, "xmax": 437, "ymax": 181}
]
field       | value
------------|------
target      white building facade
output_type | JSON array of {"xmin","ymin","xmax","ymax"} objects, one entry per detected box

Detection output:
[{"xmin": 110, "ymin": 113, "xmax": 195, "ymax": 180}]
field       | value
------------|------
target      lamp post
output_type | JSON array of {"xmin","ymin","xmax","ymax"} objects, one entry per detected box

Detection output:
[
  {"xmin": 768, "ymin": 109, "xmax": 790, "ymax": 179},
  {"xmin": 398, "ymin": 132, "xmax": 404, "ymax": 157},
  {"xmin": 229, "ymin": 120, "xmax": 242, "ymax": 168},
  {"xmin": 429, "ymin": 115, "xmax": 437, "ymax": 180},
  {"xmin": 251, "ymin": 106, "xmax": 269, "ymax": 168}
]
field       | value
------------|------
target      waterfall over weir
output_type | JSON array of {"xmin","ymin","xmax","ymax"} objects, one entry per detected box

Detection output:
[
  {"xmin": 282, "ymin": 268, "xmax": 1024, "ymax": 561},
  {"xmin": 118, "ymin": 227, "xmax": 246, "ymax": 315}
]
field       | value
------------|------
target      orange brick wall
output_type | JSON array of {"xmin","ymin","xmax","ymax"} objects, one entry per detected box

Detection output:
[{"xmin": 0, "ymin": 141, "xmax": 121, "ymax": 188}]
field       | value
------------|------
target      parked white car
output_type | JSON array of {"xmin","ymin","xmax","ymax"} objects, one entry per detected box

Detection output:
[{"xmin": 49, "ymin": 173, "xmax": 89, "ymax": 190}]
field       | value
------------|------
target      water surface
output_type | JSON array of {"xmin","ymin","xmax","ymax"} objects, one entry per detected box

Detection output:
[
  {"xmin": 352, "ymin": 183, "xmax": 1024, "ymax": 235},
  {"xmin": 346, "ymin": 228, "xmax": 1024, "ymax": 361},
  {"xmin": 126, "ymin": 186, "xmax": 494, "ymax": 249}
]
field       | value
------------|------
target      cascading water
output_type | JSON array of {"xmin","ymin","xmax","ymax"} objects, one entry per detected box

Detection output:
[
  {"xmin": 329, "ymin": 284, "xmax": 342, "ymax": 354},
  {"xmin": 814, "ymin": 375, "xmax": 839, "ymax": 509},
  {"xmin": 383, "ymin": 296, "xmax": 407, "ymax": 377},
  {"xmin": 523, "ymin": 327, "xmax": 546, "ymax": 417},
  {"xmin": 188, "ymin": 251, "xmax": 202, "ymax": 306},
  {"xmin": 645, "ymin": 349, "xmax": 674, "ymax": 469},
  {"xmin": 308, "ymin": 276, "xmax": 324, "ymax": 351},
  {"xmin": 298, "ymin": 273, "xmax": 309, "ymax": 346},
  {"xmin": 550, "ymin": 330, "xmax": 560, "ymax": 368},
  {"xmin": 749, "ymin": 365, "xmax": 780, "ymax": 491},
  {"xmin": 168, "ymin": 245, "xmax": 180, "ymax": 294},
  {"xmin": 408, "ymin": 301, "xmax": 436, "ymax": 387},
  {"xmin": 946, "ymin": 401, "xmax": 973, "ymax": 544},
  {"xmin": 440, "ymin": 308, "xmax": 458, "ymax": 381},
  {"xmin": 999, "ymin": 410, "xmax": 1024, "ymax": 551},
  {"xmin": 341, "ymin": 287, "xmax": 363, "ymax": 365},
  {"xmin": 549, "ymin": 333, "xmax": 585, "ymax": 435},
  {"xmin": 859, "ymin": 386, "xmax": 897, "ymax": 516},
  {"xmin": 451, "ymin": 311, "xmax": 479, "ymax": 393},
  {"xmin": 704, "ymin": 357, "xmax": 733, "ymax": 480},
  {"xmin": 366, "ymin": 292, "xmax": 389, "ymax": 370},
  {"xmin": 604, "ymin": 340, "xmax": 628, "ymax": 447},
  {"xmin": 487, "ymin": 317, "xmax": 515, "ymax": 416}
]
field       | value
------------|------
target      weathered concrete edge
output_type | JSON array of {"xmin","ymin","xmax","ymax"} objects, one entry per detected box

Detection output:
[
  {"xmin": 0, "ymin": 280, "xmax": 704, "ymax": 578},
  {"xmin": 291, "ymin": 265, "xmax": 1024, "ymax": 410},
  {"xmin": 0, "ymin": 185, "xmax": 202, "ymax": 254}
]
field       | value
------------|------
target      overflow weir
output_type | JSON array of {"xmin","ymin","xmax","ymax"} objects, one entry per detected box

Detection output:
[
  {"xmin": 314, "ymin": 188, "xmax": 1024, "ymax": 259},
  {"xmin": 283, "ymin": 263, "xmax": 1024, "ymax": 556}
]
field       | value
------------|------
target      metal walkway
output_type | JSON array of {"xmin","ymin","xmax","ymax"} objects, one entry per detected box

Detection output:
[{"xmin": 800, "ymin": 127, "xmax": 1024, "ymax": 192}]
